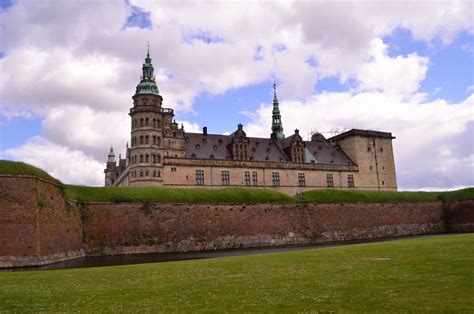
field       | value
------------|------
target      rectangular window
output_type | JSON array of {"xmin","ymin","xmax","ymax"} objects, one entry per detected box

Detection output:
[
  {"xmin": 171, "ymin": 167, "xmax": 177, "ymax": 172},
  {"xmin": 221, "ymin": 170, "xmax": 230, "ymax": 185},
  {"xmin": 326, "ymin": 174, "xmax": 334, "ymax": 188},
  {"xmin": 252, "ymin": 171, "xmax": 258, "ymax": 186},
  {"xmin": 272, "ymin": 172, "xmax": 280, "ymax": 187},
  {"xmin": 195, "ymin": 169, "xmax": 204, "ymax": 185},
  {"xmin": 298, "ymin": 173, "xmax": 306, "ymax": 187},
  {"xmin": 348, "ymin": 174, "xmax": 355, "ymax": 188},
  {"xmin": 244, "ymin": 171, "xmax": 251, "ymax": 186}
]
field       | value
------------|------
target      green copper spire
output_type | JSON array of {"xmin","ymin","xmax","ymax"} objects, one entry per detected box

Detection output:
[
  {"xmin": 107, "ymin": 146, "xmax": 115, "ymax": 162},
  {"xmin": 135, "ymin": 44, "xmax": 160, "ymax": 95},
  {"xmin": 271, "ymin": 83, "xmax": 284, "ymax": 139}
]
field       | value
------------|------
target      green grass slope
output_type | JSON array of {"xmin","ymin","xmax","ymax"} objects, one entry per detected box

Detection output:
[
  {"xmin": 65, "ymin": 185, "xmax": 295, "ymax": 203},
  {"xmin": 439, "ymin": 187, "xmax": 474, "ymax": 202},
  {"xmin": 0, "ymin": 234, "xmax": 472, "ymax": 312},
  {"xmin": 1, "ymin": 159, "xmax": 473, "ymax": 203},
  {"xmin": 0, "ymin": 159, "xmax": 62, "ymax": 185},
  {"xmin": 299, "ymin": 188, "xmax": 474, "ymax": 203}
]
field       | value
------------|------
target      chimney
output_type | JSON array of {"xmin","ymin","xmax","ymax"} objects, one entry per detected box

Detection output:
[{"xmin": 203, "ymin": 126, "xmax": 208, "ymax": 136}]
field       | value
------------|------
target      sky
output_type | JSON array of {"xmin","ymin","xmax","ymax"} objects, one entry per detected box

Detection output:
[{"xmin": 0, "ymin": 0, "xmax": 473, "ymax": 190}]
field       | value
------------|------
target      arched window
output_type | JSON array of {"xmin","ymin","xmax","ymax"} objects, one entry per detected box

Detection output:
[
  {"xmin": 145, "ymin": 154, "xmax": 149, "ymax": 162},
  {"xmin": 140, "ymin": 118, "xmax": 144, "ymax": 127},
  {"xmin": 145, "ymin": 136, "xmax": 149, "ymax": 144},
  {"xmin": 157, "ymin": 154, "xmax": 161, "ymax": 163},
  {"xmin": 152, "ymin": 119, "xmax": 156, "ymax": 128},
  {"xmin": 145, "ymin": 118, "xmax": 149, "ymax": 126},
  {"xmin": 153, "ymin": 170, "xmax": 156, "ymax": 177},
  {"xmin": 140, "ymin": 155, "xmax": 143, "ymax": 163},
  {"xmin": 140, "ymin": 136, "xmax": 144, "ymax": 144},
  {"xmin": 157, "ymin": 170, "xmax": 161, "ymax": 177},
  {"xmin": 153, "ymin": 136, "xmax": 156, "ymax": 145}
]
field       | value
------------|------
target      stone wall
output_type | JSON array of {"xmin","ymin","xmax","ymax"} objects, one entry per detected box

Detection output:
[
  {"xmin": 444, "ymin": 200, "xmax": 474, "ymax": 232},
  {"xmin": 0, "ymin": 175, "xmax": 472, "ymax": 268},
  {"xmin": 0, "ymin": 175, "xmax": 84, "ymax": 268},
  {"xmin": 82, "ymin": 201, "xmax": 447, "ymax": 256}
]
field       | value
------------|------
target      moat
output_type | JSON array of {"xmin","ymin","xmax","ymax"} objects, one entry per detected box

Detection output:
[{"xmin": 3, "ymin": 235, "xmax": 444, "ymax": 272}]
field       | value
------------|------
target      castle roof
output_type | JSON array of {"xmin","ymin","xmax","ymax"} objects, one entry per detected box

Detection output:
[{"xmin": 184, "ymin": 132, "xmax": 354, "ymax": 165}]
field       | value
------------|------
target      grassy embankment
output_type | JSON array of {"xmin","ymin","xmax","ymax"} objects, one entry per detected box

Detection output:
[
  {"xmin": 0, "ymin": 160, "xmax": 62, "ymax": 185},
  {"xmin": 0, "ymin": 234, "xmax": 472, "ymax": 312},
  {"xmin": 1, "ymin": 159, "xmax": 473, "ymax": 203}
]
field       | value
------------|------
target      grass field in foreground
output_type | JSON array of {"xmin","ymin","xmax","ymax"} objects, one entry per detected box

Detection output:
[{"xmin": 0, "ymin": 234, "xmax": 472, "ymax": 312}]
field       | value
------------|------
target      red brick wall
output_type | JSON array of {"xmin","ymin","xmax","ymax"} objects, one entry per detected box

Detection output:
[
  {"xmin": 1, "ymin": 175, "xmax": 472, "ymax": 267},
  {"xmin": 0, "ymin": 176, "xmax": 84, "ymax": 268},
  {"xmin": 82, "ymin": 201, "xmax": 447, "ymax": 256},
  {"xmin": 444, "ymin": 200, "xmax": 474, "ymax": 232}
]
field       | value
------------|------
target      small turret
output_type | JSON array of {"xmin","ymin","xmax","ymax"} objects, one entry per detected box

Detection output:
[
  {"xmin": 107, "ymin": 146, "xmax": 116, "ymax": 163},
  {"xmin": 104, "ymin": 146, "xmax": 117, "ymax": 186}
]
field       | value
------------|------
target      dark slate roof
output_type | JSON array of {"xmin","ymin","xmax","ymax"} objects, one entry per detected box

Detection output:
[
  {"xmin": 184, "ymin": 133, "xmax": 231, "ymax": 160},
  {"xmin": 184, "ymin": 132, "xmax": 354, "ymax": 165},
  {"xmin": 304, "ymin": 140, "xmax": 353, "ymax": 165}
]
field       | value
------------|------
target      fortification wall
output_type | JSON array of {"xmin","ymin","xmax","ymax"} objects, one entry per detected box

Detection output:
[
  {"xmin": 0, "ymin": 175, "xmax": 472, "ymax": 268},
  {"xmin": 82, "ymin": 201, "xmax": 447, "ymax": 256},
  {"xmin": 444, "ymin": 200, "xmax": 474, "ymax": 232},
  {"xmin": 0, "ymin": 176, "xmax": 85, "ymax": 268}
]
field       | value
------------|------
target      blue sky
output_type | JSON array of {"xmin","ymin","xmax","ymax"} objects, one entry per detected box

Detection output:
[{"xmin": 0, "ymin": 0, "xmax": 472, "ymax": 189}]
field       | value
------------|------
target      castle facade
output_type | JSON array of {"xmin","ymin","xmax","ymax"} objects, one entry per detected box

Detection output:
[{"xmin": 104, "ymin": 50, "xmax": 397, "ymax": 194}]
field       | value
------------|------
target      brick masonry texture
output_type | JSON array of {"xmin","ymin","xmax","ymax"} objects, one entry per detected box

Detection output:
[
  {"xmin": 0, "ymin": 175, "xmax": 472, "ymax": 268},
  {"xmin": 0, "ymin": 176, "xmax": 84, "ymax": 268}
]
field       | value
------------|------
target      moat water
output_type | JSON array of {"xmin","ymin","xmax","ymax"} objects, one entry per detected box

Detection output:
[{"xmin": 3, "ymin": 235, "xmax": 441, "ymax": 272}]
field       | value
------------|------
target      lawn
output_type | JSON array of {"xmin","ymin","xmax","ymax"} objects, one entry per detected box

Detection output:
[
  {"xmin": 0, "ymin": 234, "xmax": 473, "ymax": 312},
  {"xmin": 299, "ymin": 187, "xmax": 474, "ymax": 203},
  {"xmin": 65, "ymin": 185, "xmax": 295, "ymax": 203},
  {"xmin": 0, "ymin": 160, "xmax": 62, "ymax": 186}
]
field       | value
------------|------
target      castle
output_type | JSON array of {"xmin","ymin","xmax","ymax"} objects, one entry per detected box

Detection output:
[{"xmin": 104, "ymin": 49, "xmax": 397, "ymax": 194}]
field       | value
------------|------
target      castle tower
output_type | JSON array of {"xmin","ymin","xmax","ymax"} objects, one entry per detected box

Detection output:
[
  {"xmin": 104, "ymin": 146, "xmax": 116, "ymax": 186},
  {"xmin": 128, "ymin": 46, "xmax": 166, "ymax": 186},
  {"xmin": 271, "ymin": 83, "xmax": 284, "ymax": 139}
]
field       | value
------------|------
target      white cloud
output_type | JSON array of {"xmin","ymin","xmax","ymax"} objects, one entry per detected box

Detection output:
[
  {"xmin": 41, "ymin": 105, "xmax": 130, "ymax": 161},
  {"xmin": 0, "ymin": 0, "xmax": 472, "ymax": 188},
  {"xmin": 2, "ymin": 136, "xmax": 104, "ymax": 186},
  {"xmin": 356, "ymin": 38, "xmax": 429, "ymax": 96}
]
